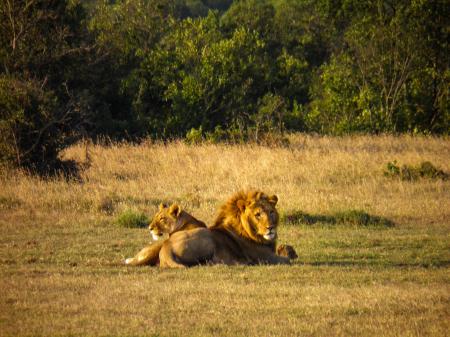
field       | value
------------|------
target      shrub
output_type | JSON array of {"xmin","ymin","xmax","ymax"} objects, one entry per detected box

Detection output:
[
  {"xmin": 185, "ymin": 127, "xmax": 204, "ymax": 145},
  {"xmin": 205, "ymin": 125, "xmax": 228, "ymax": 143},
  {"xmin": 384, "ymin": 161, "xmax": 448, "ymax": 181},
  {"xmin": 97, "ymin": 196, "xmax": 116, "ymax": 215},
  {"xmin": 333, "ymin": 210, "xmax": 394, "ymax": 227},
  {"xmin": 0, "ymin": 77, "xmax": 61, "ymax": 170},
  {"xmin": 0, "ymin": 1, "xmax": 91, "ymax": 173},
  {"xmin": 115, "ymin": 209, "xmax": 149, "ymax": 228},
  {"xmin": 282, "ymin": 210, "xmax": 394, "ymax": 228}
]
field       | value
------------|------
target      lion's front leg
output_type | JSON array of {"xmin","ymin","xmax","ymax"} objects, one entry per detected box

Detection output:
[
  {"xmin": 125, "ymin": 241, "xmax": 164, "ymax": 266},
  {"xmin": 261, "ymin": 253, "xmax": 291, "ymax": 265},
  {"xmin": 247, "ymin": 244, "xmax": 291, "ymax": 265}
]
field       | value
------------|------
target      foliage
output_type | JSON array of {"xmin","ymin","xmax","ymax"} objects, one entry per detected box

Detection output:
[
  {"xmin": 1, "ymin": 0, "xmax": 449, "ymax": 170},
  {"xmin": 384, "ymin": 161, "xmax": 448, "ymax": 181},
  {"xmin": 308, "ymin": 0, "xmax": 449, "ymax": 134},
  {"xmin": 282, "ymin": 209, "xmax": 395, "ymax": 228},
  {"xmin": 185, "ymin": 126, "xmax": 204, "ymax": 144},
  {"xmin": 115, "ymin": 209, "xmax": 149, "ymax": 228},
  {"xmin": 0, "ymin": 0, "xmax": 91, "ymax": 171}
]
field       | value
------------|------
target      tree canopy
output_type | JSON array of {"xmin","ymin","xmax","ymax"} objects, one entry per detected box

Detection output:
[{"xmin": 1, "ymin": 0, "xmax": 448, "ymax": 170}]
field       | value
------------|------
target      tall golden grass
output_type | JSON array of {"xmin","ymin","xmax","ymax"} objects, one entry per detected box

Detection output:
[{"xmin": 2, "ymin": 134, "xmax": 448, "ymax": 225}]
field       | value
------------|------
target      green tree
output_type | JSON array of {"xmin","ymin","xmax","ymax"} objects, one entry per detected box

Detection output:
[
  {"xmin": 0, "ymin": 0, "xmax": 92, "ymax": 170},
  {"xmin": 131, "ymin": 12, "xmax": 271, "ymax": 137},
  {"xmin": 309, "ymin": 0, "xmax": 449, "ymax": 134},
  {"xmin": 87, "ymin": 0, "xmax": 182, "ymax": 138}
]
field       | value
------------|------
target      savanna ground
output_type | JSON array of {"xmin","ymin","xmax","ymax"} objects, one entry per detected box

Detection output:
[{"xmin": 0, "ymin": 134, "xmax": 449, "ymax": 337}]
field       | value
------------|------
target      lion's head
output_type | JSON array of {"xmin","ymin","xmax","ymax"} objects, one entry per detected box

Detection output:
[
  {"xmin": 148, "ymin": 203, "xmax": 182, "ymax": 241},
  {"xmin": 212, "ymin": 190, "xmax": 279, "ymax": 244}
]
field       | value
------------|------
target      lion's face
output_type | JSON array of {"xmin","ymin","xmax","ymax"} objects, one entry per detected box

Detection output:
[
  {"xmin": 148, "ymin": 203, "xmax": 181, "ymax": 241},
  {"xmin": 238, "ymin": 194, "xmax": 279, "ymax": 243}
]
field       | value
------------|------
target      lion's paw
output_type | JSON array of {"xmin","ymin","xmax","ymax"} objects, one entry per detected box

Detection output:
[{"xmin": 276, "ymin": 244, "xmax": 298, "ymax": 259}]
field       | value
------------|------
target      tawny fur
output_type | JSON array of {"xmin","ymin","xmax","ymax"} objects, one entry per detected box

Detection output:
[{"xmin": 124, "ymin": 204, "xmax": 206, "ymax": 266}]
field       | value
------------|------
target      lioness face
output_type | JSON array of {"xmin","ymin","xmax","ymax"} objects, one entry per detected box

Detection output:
[
  {"xmin": 239, "ymin": 194, "xmax": 279, "ymax": 242},
  {"xmin": 148, "ymin": 203, "xmax": 181, "ymax": 241}
]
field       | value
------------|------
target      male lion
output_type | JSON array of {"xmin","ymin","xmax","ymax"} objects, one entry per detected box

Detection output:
[
  {"xmin": 157, "ymin": 190, "xmax": 295, "ymax": 268},
  {"xmin": 124, "ymin": 203, "xmax": 206, "ymax": 266}
]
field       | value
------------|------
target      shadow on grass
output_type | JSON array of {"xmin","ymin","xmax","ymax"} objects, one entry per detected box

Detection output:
[
  {"xmin": 302, "ymin": 260, "xmax": 449, "ymax": 268},
  {"xmin": 26, "ymin": 159, "xmax": 86, "ymax": 182},
  {"xmin": 282, "ymin": 210, "xmax": 395, "ymax": 228}
]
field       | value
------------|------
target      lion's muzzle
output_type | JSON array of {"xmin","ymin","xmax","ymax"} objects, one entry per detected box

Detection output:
[
  {"xmin": 263, "ymin": 228, "xmax": 277, "ymax": 241},
  {"xmin": 150, "ymin": 231, "xmax": 162, "ymax": 241}
]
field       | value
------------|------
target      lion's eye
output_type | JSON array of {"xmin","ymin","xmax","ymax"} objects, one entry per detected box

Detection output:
[{"xmin": 255, "ymin": 212, "xmax": 261, "ymax": 219}]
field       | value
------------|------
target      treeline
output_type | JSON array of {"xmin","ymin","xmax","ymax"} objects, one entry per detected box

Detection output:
[{"xmin": 1, "ymin": 0, "xmax": 449, "ymax": 170}]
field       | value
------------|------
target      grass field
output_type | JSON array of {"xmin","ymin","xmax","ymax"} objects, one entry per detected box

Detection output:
[{"xmin": 0, "ymin": 134, "xmax": 449, "ymax": 336}]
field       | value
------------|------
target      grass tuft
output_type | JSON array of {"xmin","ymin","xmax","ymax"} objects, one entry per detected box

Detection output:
[
  {"xmin": 384, "ymin": 160, "xmax": 448, "ymax": 180},
  {"xmin": 115, "ymin": 209, "xmax": 149, "ymax": 228},
  {"xmin": 282, "ymin": 209, "xmax": 395, "ymax": 228},
  {"xmin": 0, "ymin": 196, "xmax": 23, "ymax": 209},
  {"xmin": 97, "ymin": 196, "xmax": 116, "ymax": 214}
]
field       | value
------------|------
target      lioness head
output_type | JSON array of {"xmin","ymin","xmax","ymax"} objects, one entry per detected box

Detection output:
[
  {"xmin": 148, "ymin": 203, "xmax": 182, "ymax": 241},
  {"xmin": 236, "ymin": 191, "xmax": 279, "ymax": 243}
]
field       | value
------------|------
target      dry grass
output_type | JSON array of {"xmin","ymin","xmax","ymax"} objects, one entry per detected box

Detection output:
[{"xmin": 0, "ymin": 134, "xmax": 449, "ymax": 336}]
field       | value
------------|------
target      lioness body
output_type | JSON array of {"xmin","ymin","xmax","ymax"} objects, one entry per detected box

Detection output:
[
  {"xmin": 157, "ymin": 191, "xmax": 292, "ymax": 268},
  {"xmin": 124, "ymin": 204, "xmax": 206, "ymax": 266}
]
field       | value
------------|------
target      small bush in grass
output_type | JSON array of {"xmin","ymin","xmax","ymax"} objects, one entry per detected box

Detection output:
[
  {"xmin": 334, "ymin": 210, "xmax": 394, "ymax": 227},
  {"xmin": 115, "ymin": 209, "xmax": 149, "ymax": 228},
  {"xmin": 282, "ymin": 210, "xmax": 394, "ymax": 228},
  {"xmin": 0, "ymin": 196, "xmax": 23, "ymax": 210},
  {"xmin": 384, "ymin": 161, "xmax": 448, "ymax": 180},
  {"xmin": 97, "ymin": 195, "xmax": 117, "ymax": 215},
  {"xmin": 185, "ymin": 127, "xmax": 204, "ymax": 145}
]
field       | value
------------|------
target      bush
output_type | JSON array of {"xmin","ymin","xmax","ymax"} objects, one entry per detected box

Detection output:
[
  {"xmin": 333, "ymin": 210, "xmax": 394, "ymax": 228},
  {"xmin": 205, "ymin": 125, "xmax": 228, "ymax": 143},
  {"xmin": 384, "ymin": 161, "xmax": 448, "ymax": 181},
  {"xmin": 0, "ymin": 1, "xmax": 91, "ymax": 173},
  {"xmin": 282, "ymin": 210, "xmax": 394, "ymax": 228},
  {"xmin": 115, "ymin": 209, "xmax": 149, "ymax": 228},
  {"xmin": 0, "ymin": 77, "xmax": 62, "ymax": 170},
  {"xmin": 185, "ymin": 126, "xmax": 204, "ymax": 145}
]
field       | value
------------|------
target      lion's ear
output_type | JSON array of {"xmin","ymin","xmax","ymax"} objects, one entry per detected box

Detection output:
[
  {"xmin": 268, "ymin": 195, "xmax": 278, "ymax": 206},
  {"xmin": 159, "ymin": 203, "xmax": 168, "ymax": 211},
  {"xmin": 237, "ymin": 199, "xmax": 246, "ymax": 212},
  {"xmin": 169, "ymin": 204, "xmax": 182, "ymax": 217}
]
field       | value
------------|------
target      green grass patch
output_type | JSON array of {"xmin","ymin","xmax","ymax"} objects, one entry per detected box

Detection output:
[
  {"xmin": 115, "ymin": 209, "xmax": 149, "ymax": 228},
  {"xmin": 384, "ymin": 160, "xmax": 448, "ymax": 180},
  {"xmin": 282, "ymin": 209, "xmax": 395, "ymax": 228}
]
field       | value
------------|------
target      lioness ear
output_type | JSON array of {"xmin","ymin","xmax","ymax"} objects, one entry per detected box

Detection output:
[
  {"xmin": 159, "ymin": 203, "xmax": 168, "ymax": 211},
  {"xmin": 237, "ymin": 199, "xmax": 246, "ymax": 212},
  {"xmin": 268, "ymin": 195, "xmax": 278, "ymax": 206},
  {"xmin": 169, "ymin": 204, "xmax": 182, "ymax": 217}
]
